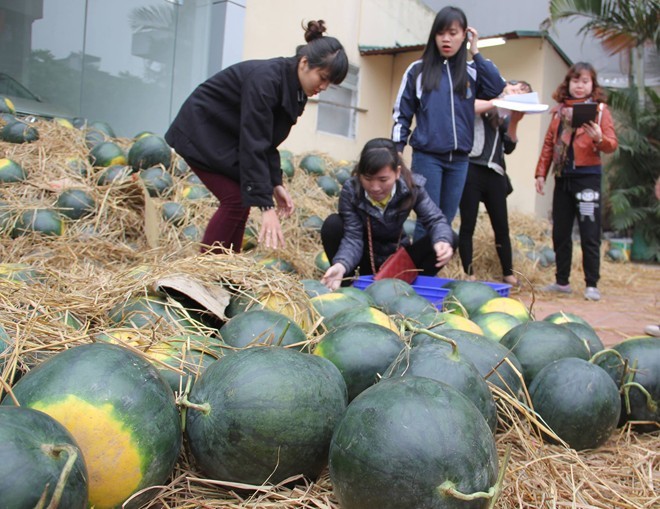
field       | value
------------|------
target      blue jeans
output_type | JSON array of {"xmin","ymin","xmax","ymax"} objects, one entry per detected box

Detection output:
[{"xmin": 412, "ymin": 150, "xmax": 468, "ymax": 239}]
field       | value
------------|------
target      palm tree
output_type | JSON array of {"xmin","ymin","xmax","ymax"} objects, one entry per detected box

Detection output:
[{"xmin": 542, "ymin": 0, "xmax": 660, "ymax": 108}]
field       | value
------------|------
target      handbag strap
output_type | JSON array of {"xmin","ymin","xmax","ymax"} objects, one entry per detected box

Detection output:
[{"xmin": 366, "ymin": 216, "xmax": 405, "ymax": 275}]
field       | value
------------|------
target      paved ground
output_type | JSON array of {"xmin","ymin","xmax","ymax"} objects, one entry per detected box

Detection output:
[{"xmin": 512, "ymin": 263, "xmax": 660, "ymax": 347}]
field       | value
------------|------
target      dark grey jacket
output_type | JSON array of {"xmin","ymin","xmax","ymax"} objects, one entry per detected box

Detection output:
[
  {"xmin": 333, "ymin": 174, "xmax": 455, "ymax": 273},
  {"xmin": 165, "ymin": 57, "xmax": 306, "ymax": 208}
]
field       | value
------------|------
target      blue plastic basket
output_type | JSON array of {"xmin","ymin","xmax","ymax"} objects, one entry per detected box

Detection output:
[{"xmin": 352, "ymin": 275, "xmax": 510, "ymax": 309}]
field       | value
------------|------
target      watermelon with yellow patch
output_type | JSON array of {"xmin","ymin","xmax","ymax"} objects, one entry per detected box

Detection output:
[
  {"xmin": 311, "ymin": 292, "xmax": 363, "ymax": 321},
  {"xmin": 0, "ymin": 158, "xmax": 27, "ymax": 183},
  {"xmin": 0, "ymin": 96, "xmax": 16, "ymax": 114},
  {"xmin": 470, "ymin": 311, "xmax": 522, "ymax": 342},
  {"xmin": 89, "ymin": 141, "xmax": 127, "ymax": 167},
  {"xmin": 12, "ymin": 209, "xmax": 65, "ymax": 237},
  {"xmin": 324, "ymin": 305, "xmax": 399, "ymax": 334},
  {"xmin": 412, "ymin": 311, "xmax": 484, "ymax": 336},
  {"xmin": 0, "ymin": 262, "xmax": 46, "ymax": 284},
  {"xmin": 257, "ymin": 287, "xmax": 317, "ymax": 334},
  {"xmin": 1, "ymin": 342, "xmax": 182, "ymax": 509},
  {"xmin": 473, "ymin": 297, "xmax": 532, "ymax": 323},
  {"xmin": 315, "ymin": 250, "xmax": 331, "ymax": 272}
]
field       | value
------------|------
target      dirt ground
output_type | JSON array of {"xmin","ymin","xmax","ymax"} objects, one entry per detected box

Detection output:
[{"xmin": 513, "ymin": 262, "xmax": 660, "ymax": 347}]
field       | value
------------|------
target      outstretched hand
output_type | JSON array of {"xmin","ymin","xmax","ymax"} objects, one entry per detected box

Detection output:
[
  {"xmin": 321, "ymin": 263, "xmax": 346, "ymax": 291},
  {"xmin": 258, "ymin": 208, "xmax": 285, "ymax": 249},
  {"xmin": 434, "ymin": 241, "xmax": 454, "ymax": 268},
  {"xmin": 273, "ymin": 185, "xmax": 294, "ymax": 218}
]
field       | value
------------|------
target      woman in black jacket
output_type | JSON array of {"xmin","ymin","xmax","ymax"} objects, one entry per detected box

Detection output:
[
  {"xmin": 321, "ymin": 138, "xmax": 456, "ymax": 291},
  {"xmin": 165, "ymin": 20, "xmax": 347, "ymax": 252}
]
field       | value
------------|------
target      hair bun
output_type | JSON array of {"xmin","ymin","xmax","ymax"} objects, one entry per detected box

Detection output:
[{"xmin": 303, "ymin": 20, "xmax": 327, "ymax": 43}]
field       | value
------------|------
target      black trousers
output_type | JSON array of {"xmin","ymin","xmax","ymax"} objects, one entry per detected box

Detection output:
[
  {"xmin": 321, "ymin": 213, "xmax": 452, "ymax": 283},
  {"xmin": 552, "ymin": 174, "xmax": 602, "ymax": 287},
  {"xmin": 458, "ymin": 164, "xmax": 513, "ymax": 277}
]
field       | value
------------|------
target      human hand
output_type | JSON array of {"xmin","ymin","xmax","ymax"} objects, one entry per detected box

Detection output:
[
  {"xmin": 583, "ymin": 121, "xmax": 603, "ymax": 143},
  {"xmin": 434, "ymin": 241, "xmax": 454, "ymax": 268},
  {"xmin": 321, "ymin": 263, "xmax": 346, "ymax": 291},
  {"xmin": 258, "ymin": 208, "xmax": 285, "ymax": 249},
  {"xmin": 273, "ymin": 185, "xmax": 294, "ymax": 218},
  {"xmin": 466, "ymin": 27, "xmax": 479, "ymax": 55},
  {"xmin": 510, "ymin": 110, "xmax": 525, "ymax": 123},
  {"xmin": 535, "ymin": 176, "xmax": 545, "ymax": 195}
]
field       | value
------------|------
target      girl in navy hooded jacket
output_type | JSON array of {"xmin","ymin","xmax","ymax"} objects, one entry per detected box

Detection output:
[
  {"xmin": 392, "ymin": 6, "xmax": 504, "ymax": 231},
  {"xmin": 166, "ymin": 21, "xmax": 347, "ymax": 253}
]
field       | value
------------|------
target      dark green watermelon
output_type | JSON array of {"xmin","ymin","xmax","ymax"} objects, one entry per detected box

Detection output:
[
  {"xmin": 140, "ymin": 166, "xmax": 174, "ymax": 197},
  {"xmin": 0, "ymin": 158, "xmax": 27, "ymax": 183},
  {"xmin": 530, "ymin": 358, "xmax": 620, "ymax": 450},
  {"xmin": 55, "ymin": 189, "xmax": 96, "ymax": 219},
  {"xmin": 89, "ymin": 141, "xmax": 126, "ymax": 167},
  {"xmin": 329, "ymin": 376, "xmax": 499, "ymax": 509},
  {"xmin": 12, "ymin": 209, "xmax": 65, "ymax": 237},
  {"xmin": 0, "ymin": 120, "xmax": 38, "ymax": 143},
  {"xmin": 219, "ymin": 308, "xmax": 307, "ymax": 348},
  {"xmin": 0, "ymin": 406, "xmax": 88, "ymax": 508},
  {"xmin": 185, "ymin": 347, "xmax": 347, "ymax": 485},
  {"xmin": 442, "ymin": 281, "xmax": 500, "ymax": 316},
  {"xmin": 315, "ymin": 322, "xmax": 404, "ymax": 400},
  {"xmin": 128, "ymin": 134, "xmax": 172, "ymax": 171}
]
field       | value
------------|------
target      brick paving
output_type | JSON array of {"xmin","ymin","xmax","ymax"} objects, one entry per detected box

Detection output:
[{"xmin": 513, "ymin": 263, "xmax": 660, "ymax": 347}]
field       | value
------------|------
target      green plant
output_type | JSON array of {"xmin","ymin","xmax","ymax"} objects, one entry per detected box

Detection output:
[{"xmin": 606, "ymin": 87, "xmax": 659, "ymax": 255}]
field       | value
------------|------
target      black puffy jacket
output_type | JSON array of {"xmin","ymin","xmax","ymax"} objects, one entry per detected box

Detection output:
[
  {"xmin": 333, "ymin": 174, "xmax": 455, "ymax": 273},
  {"xmin": 165, "ymin": 57, "xmax": 306, "ymax": 208}
]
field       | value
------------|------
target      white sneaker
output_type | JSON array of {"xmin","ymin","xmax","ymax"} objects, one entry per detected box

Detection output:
[
  {"xmin": 644, "ymin": 324, "xmax": 660, "ymax": 337},
  {"xmin": 584, "ymin": 287, "xmax": 601, "ymax": 301},
  {"xmin": 541, "ymin": 282, "xmax": 572, "ymax": 294}
]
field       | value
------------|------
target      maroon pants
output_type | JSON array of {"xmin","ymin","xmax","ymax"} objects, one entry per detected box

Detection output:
[{"xmin": 190, "ymin": 166, "xmax": 250, "ymax": 253}]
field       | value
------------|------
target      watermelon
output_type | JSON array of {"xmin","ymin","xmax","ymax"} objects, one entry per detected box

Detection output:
[
  {"xmin": 0, "ymin": 262, "xmax": 46, "ymax": 284},
  {"xmin": 329, "ymin": 376, "xmax": 500, "ymax": 509},
  {"xmin": 109, "ymin": 295, "xmax": 200, "ymax": 331},
  {"xmin": 411, "ymin": 310, "xmax": 484, "ymax": 335},
  {"xmin": 0, "ymin": 96, "xmax": 16, "ymax": 114},
  {"xmin": 0, "ymin": 120, "xmax": 38, "ymax": 143},
  {"xmin": 299, "ymin": 154, "xmax": 326, "ymax": 175},
  {"xmin": 363, "ymin": 278, "xmax": 416, "ymax": 308},
  {"xmin": 256, "ymin": 255, "xmax": 295, "ymax": 273},
  {"xmin": 314, "ymin": 322, "xmax": 405, "ymax": 400},
  {"xmin": 560, "ymin": 321, "xmax": 604, "ymax": 356},
  {"xmin": 301, "ymin": 278, "xmax": 331, "ymax": 297},
  {"xmin": 412, "ymin": 328, "xmax": 524, "ymax": 399},
  {"xmin": 543, "ymin": 311, "xmax": 591, "ymax": 327},
  {"xmin": 384, "ymin": 342, "xmax": 498, "ymax": 431},
  {"xmin": 317, "ymin": 175, "xmax": 340, "ymax": 196},
  {"xmin": 88, "ymin": 121, "xmax": 116, "ymax": 138},
  {"xmin": 471, "ymin": 311, "xmax": 523, "ymax": 342},
  {"xmin": 0, "ymin": 324, "xmax": 10, "ymax": 372},
  {"xmin": 311, "ymin": 292, "xmax": 362, "ymax": 320},
  {"xmin": 96, "ymin": 165, "xmax": 134, "ymax": 186},
  {"xmin": 172, "ymin": 157, "xmax": 189, "ymax": 177},
  {"xmin": 302, "ymin": 215, "xmax": 324, "ymax": 231},
  {"xmin": 55, "ymin": 189, "xmax": 96, "ymax": 219},
  {"xmin": 140, "ymin": 166, "xmax": 174, "ymax": 197},
  {"xmin": 89, "ymin": 141, "xmax": 127, "ymax": 167},
  {"xmin": 332, "ymin": 165, "xmax": 352, "ymax": 184},
  {"xmin": 161, "ymin": 201, "xmax": 186, "ymax": 226},
  {"xmin": 500, "ymin": 321, "xmax": 590, "ymax": 386},
  {"xmin": 84, "ymin": 128, "xmax": 106, "ymax": 149},
  {"xmin": 315, "ymin": 250, "xmax": 331, "ymax": 272},
  {"xmin": 12, "ymin": 209, "xmax": 65, "ymax": 237},
  {"xmin": 443, "ymin": 281, "xmax": 501, "ymax": 317},
  {"xmin": 181, "ymin": 224, "xmax": 202, "ymax": 242},
  {"xmin": 66, "ymin": 157, "xmax": 89, "ymax": 177},
  {"xmin": 335, "ymin": 286, "xmax": 376, "ymax": 306},
  {"xmin": 473, "ymin": 297, "xmax": 532, "ymax": 322},
  {"xmin": 1, "ymin": 343, "xmax": 182, "ymax": 509},
  {"xmin": 219, "ymin": 308, "xmax": 307, "ymax": 348},
  {"xmin": 0, "ymin": 406, "xmax": 88, "ymax": 509},
  {"xmin": 530, "ymin": 358, "xmax": 620, "ymax": 450},
  {"xmin": 280, "ymin": 153, "xmax": 294, "ymax": 178},
  {"xmin": 593, "ymin": 336, "xmax": 659, "ymax": 432},
  {"xmin": 380, "ymin": 292, "xmax": 436, "ymax": 318},
  {"xmin": 181, "ymin": 184, "xmax": 211, "ymax": 200},
  {"xmin": 324, "ymin": 305, "xmax": 399, "ymax": 333},
  {"xmin": 0, "ymin": 158, "xmax": 27, "ymax": 183},
  {"xmin": 185, "ymin": 347, "xmax": 347, "ymax": 485},
  {"xmin": 128, "ymin": 134, "xmax": 172, "ymax": 171}
]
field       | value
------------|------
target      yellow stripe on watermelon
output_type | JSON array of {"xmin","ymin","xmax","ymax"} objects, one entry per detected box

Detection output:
[
  {"xmin": 474, "ymin": 297, "xmax": 532, "ymax": 322},
  {"xmin": 33, "ymin": 396, "xmax": 142, "ymax": 509}
]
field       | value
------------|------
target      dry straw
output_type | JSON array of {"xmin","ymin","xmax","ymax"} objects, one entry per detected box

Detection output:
[{"xmin": 0, "ymin": 121, "xmax": 657, "ymax": 508}]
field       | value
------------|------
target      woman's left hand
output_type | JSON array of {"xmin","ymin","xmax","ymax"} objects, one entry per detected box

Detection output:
[
  {"xmin": 583, "ymin": 120, "xmax": 603, "ymax": 144},
  {"xmin": 434, "ymin": 241, "xmax": 454, "ymax": 267},
  {"xmin": 466, "ymin": 27, "xmax": 479, "ymax": 56},
  {"xmin": 273, "ymin": 185, "xmax": 294, "ymax": 218}
]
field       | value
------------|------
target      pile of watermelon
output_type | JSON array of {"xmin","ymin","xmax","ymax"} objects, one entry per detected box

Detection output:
[{"xmin": 1, "ymin": 104, "xmax": 658, "ymax": 508}]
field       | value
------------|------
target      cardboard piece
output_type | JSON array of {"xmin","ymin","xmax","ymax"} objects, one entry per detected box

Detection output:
[
  {"xmin": 120, "ymin": 175, "xmax": 160, "ymax": 248},
  {"xmin": 154, "ymin": 275, "xmax": 231, "ymax": 321}
]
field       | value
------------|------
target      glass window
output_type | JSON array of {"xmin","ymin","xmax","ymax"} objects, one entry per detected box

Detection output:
[{"xmin": 317, "ymin": 64, "xmax": 359, "ymax": 138}]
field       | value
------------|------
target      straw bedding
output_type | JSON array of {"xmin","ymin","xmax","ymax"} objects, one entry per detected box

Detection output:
[{"xmin": 0, "ymin": 119, "xmax": 657, "ymax": 508}]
